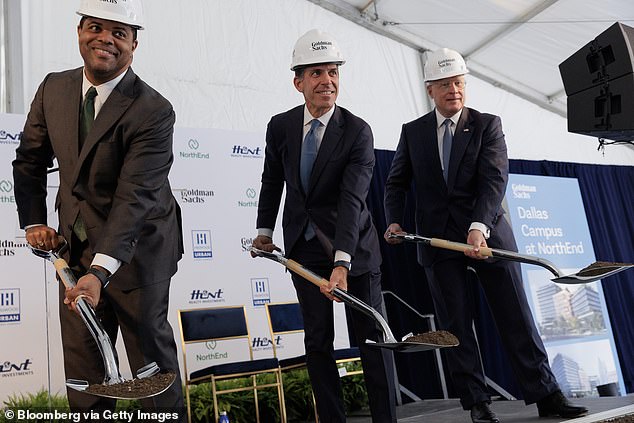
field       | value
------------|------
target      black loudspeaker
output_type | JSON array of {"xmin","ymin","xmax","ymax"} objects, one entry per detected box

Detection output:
[{"xmin": 559, "ymin": 22, "xmax": 634, "ymax": 141}]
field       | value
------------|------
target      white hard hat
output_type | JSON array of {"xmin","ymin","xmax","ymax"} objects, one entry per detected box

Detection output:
[
  {"xmin": 424, "ymin": 48, "xmax": 469, "ymax": 81},
  {"xmin": 290, "ymin": 29, "xmax": 345, "ymax": 71},
  {"xmin": 77, "ymin": 0, "xmax": 144, "ymax": 30}
]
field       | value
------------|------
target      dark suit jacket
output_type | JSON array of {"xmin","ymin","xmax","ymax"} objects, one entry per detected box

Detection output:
[
  {"xmin": 384, "ymin": 107, "xmax": 515, "ymax": 265},
  {"xmin": 13, "ymin": 67, "xmax": 184, "ymax": 288},
  {"xmin": 257, "ymin": 104, "xmax": 381, "ymax": 275}
]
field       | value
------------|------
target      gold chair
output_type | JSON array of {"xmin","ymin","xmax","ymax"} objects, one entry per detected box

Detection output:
[
  {"xmin": 265, "ymin": 302, "xmax": 363, "ymax": 422},
  {"xmin": 178, "ymin": 305, "xmax": 286, "ymax": 423}
]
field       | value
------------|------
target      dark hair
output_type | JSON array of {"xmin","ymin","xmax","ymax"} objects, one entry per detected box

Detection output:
[{"xmin": 79, "ymin": 16, "xmax": 138, "ymax": 41}]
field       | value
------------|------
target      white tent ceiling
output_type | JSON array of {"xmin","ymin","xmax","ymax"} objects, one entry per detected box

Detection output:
[{"xmin": 310, "ymin": 0, "xmax": 634, "ymax": 118}]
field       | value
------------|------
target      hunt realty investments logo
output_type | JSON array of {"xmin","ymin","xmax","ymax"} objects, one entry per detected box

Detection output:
[
  {"xmin": 0, "ymin": 129, "xmax": 21, "ymax": 145},
  {"xmin": 230, "ymin": 145, "xmax": 263, "ymax": 159}
]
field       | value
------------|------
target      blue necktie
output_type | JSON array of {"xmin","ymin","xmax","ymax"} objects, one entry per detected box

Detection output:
[
  {"xmin": 300, "ymin": 119, "xmax": 321, "ymax": 192},
  {"xmin": 300, "ymin": 119, "xmax": 321, "ymax": 240},
  {"xmin": 442, "ymin": 119, "xmax": 453, "ymax": 182}
]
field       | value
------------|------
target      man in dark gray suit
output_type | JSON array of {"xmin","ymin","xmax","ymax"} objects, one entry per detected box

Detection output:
[
  {"xmin": 252, "ymin": 29, "xmax": 396, "ymax": 422},
  {"xmin": 384, "ymin": 48, "xmax": 587, "ymax": 423},
  {"xmin": 12, "ymin": 0, "xmax": 184, "ymax": 418}
]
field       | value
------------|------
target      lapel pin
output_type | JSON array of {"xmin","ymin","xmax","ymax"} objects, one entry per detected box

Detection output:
[{"xmin": 463, "ymin": 128, "xmax": 470, "ymax": 132}]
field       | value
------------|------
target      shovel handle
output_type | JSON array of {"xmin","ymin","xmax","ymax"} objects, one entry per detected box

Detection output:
[
  {"xmin": 429, "ymin": 238, "xmax": 494, "ymax": 257},
  {"xmin": 285, "ymin": 259, "xmax": 329, "ymax": 288},
  {"xmin": 53, "ymin": 257, "xmax": 78, "ymax": 289}
]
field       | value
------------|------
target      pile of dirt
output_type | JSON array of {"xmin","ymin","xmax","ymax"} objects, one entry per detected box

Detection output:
[
  {"xmin": 85, "ymin": 372, "xmax": 176, "ymax": 399},
  {"xmin": 599, "ymin": 415, "xmax": 634, "ymax": 423},
  {"xmin": 578, "ymin": 261, "xmax": 632, "ymax": 277},
  {"xmin": 403, "ymin": 330, "xmax": 459, "ymax": 346}
]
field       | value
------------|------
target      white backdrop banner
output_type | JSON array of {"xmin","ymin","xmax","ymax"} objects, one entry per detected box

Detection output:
[{"xmin": 0, "ymin": 113, "xmax": 351, "ymax": 401}]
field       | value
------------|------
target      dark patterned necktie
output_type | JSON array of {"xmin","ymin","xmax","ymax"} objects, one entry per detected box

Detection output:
[
  {"xmin": 79, "ymin": 86, "xmax": 98, "ymax": 147},
  {"xmin": 74, "ymin": 86, "xmax": 97, "ymax": 242}
]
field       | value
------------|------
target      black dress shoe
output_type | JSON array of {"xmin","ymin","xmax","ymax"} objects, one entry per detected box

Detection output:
[
  {"xmin": 536, "ymin": 390, "xmax": 588, "ymax": 418},
  {"xmin": 471, "ymin": 401, "xmax": 500, "ymax": 423}
]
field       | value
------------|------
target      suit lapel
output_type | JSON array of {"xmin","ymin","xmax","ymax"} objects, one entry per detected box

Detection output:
[
  {"xmin": 285, "ymin": 106, "xmax": 305, "ymax": 194},
  {"xmin": 447, "ymin": 108, "xmax": 473, "ymax": 186},
  {"xmin": 418, "ymin": 113, "xmax": 444, "ymax": 185},
  {"xmin": 71, "ymin": 68, "xmax": 136, "ymax": 188},
  {"xmin": 309, "ymin": 105, "xmax": 343, "ymax": 192},
  {"xmin": 67, "ymin": 70, "xmax": 83, "ymax": 163}
]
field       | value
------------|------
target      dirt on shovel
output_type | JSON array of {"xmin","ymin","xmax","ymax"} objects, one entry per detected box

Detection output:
[
  {"xmin": 577, "ymin": 261, "xmax": 633, "ymax": 277},
  {"xmin": 85, "ymin": 372, "xmax": 176, "ymax": 399},
  {"xmin": 600, "ymin": 415, "xmax": 634, "ymax": 423},
  {"xmin": 403, "ymin": 330, "xmax": 459, "ymax": 346}
]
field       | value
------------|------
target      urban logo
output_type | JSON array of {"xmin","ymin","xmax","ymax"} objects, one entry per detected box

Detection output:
[
  {"xmin": 0, "ymin": 288, "xmax": 20, "ymax": 323},
  {"xmin": 251, "ymin": 277, "xmax": 270, "ymax": 306},
  {"xmin": 241, "ymin": 236, "xmax": 255, "ymax": 253},
  {"xmin": 230, "ymin": 145, "xmax": 263, "ymax": 159},
  {"xmin": 179, "ymin": 188, "xmax": 215, "ymax": 204},
  {"xmin": 0, "ymin": 180, "xmax": 15, "ymax": 205},
  {"xmin": 0, "ymin": 129, "xmax": 21, "ymax": 145},
  {"xmin": 238, "ymin": 187, "xmax": 258, "ymax": 208},
  {"xmin": 0, "ymin": 239, "xmax": 29, "ymax": 257},
  {"xmin": 179, "ymin": 138, "xmax": 209, "ymax": 160},
  {"xmin": 189, "ymin": 288, "xmax": 224, "ymax": 304},
  {"xmin": 192, "ymin": 230, "xmax": 213, "ymax": 259},
  {"xmin": 0, "ymin": 358, "xmax": 33, "ymax": 378}
]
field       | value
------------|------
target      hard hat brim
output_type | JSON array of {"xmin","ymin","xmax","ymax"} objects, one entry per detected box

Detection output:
[{"xmin": 76, "ymin": 11, "xmax": 145, "ymax": 30}]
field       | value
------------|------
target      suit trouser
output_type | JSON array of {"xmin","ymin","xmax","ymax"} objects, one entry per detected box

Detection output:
[
  {"xmin": 290, "ymin": 237, "xmax": 397, "ymax": 423},
  {"xmin": 60, "ymin": 240, "xmax": 185, "ymax": 421},
  {"xmin": 424, "ymin": 255, "xmax": 559, "ymax": 410}
]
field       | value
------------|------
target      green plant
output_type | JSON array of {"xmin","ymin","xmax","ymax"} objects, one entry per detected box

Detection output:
[{"xmin": 1, "ymin": 365, "xmax": 368, "ymax": 423}]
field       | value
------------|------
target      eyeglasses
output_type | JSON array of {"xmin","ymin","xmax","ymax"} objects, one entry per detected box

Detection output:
[{"xmin": 434, "ymin": 80, "xmax": 467, "ymax": 90}]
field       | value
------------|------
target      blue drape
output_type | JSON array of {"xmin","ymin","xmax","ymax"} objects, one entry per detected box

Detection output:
[{"xmin": 369, "ymin": 150, "xmax": 634, "ymax": 400}]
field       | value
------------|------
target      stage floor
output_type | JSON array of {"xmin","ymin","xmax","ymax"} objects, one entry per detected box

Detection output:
[{"xmin": 347, "ymin": 395, "xmax": 634, "ymax": 423}]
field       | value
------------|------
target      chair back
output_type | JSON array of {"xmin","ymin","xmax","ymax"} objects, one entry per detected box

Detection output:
[
  {"xmin": 265, "ymin": 302, "xmax": 307, "ymax": 361},
  {"xmin": 178, "ymin": 305, "xmax": 254, "ymax": 377}
]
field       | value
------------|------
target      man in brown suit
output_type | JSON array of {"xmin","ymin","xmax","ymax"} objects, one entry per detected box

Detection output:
[{"xmin": 12, "ymin": 0, "xmax": 184, "ymax": 418}]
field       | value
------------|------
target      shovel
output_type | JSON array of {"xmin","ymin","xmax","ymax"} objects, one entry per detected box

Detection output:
[
  {"xmin": 250, "ymin": 247, "xmax": 458, "ymax": 353},
  {"xmin": 30, "ymin": 239, "xmax": 175, "ymax": 399},
  {"xmin": 388, "ymin": 232, "xmax": 634, "ymax": 284}
]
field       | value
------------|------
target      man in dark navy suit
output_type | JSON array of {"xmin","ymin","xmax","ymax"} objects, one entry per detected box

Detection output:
[
  {"xmin": 384, "ymin": 47, "xmax": 587, "ymax": 423},
  {"xmin": 252, "ymin": 29, "xmax": 396, "ymax": 423}
]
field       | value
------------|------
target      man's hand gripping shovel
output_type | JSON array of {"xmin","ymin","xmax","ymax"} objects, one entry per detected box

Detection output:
[
  {"xmin": 250, "ymin": 247, "xmax": 458, "ymax": 353},
  {"xmin": 29, "ymin": 238, "xmax": 175, "ymax": 399}
]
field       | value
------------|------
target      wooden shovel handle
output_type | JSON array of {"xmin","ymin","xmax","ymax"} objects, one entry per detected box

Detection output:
[
  {"xmin": 53, "ymin": 257, "xmax": 78, "ymax": 289},
  {"xmin": 429, "ymin": 238, "xmax": 494, "ymax": 257},
  {"xmin": 285, "ymin": 259, "xmax": 329, "ymax": 288}
]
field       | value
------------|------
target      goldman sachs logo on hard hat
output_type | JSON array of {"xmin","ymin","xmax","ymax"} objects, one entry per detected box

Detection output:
[
  {"xmin": 438, "ymin": 58, "xmax": 456, "ymax": 67},
  {"xmin": 311, "ymin": 41, "xmax": 332, "ymax": 51}
]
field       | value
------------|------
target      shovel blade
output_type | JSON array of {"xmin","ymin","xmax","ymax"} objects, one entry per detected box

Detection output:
[
  {"xmin": 365, "ymin": 340, "xmax": 457, "ymax": 353},
  {"xmin": 552, "ymin": 264, "xmax": 634, "ymax": 284},
  {"xmin": 67, "ymin": 372, "xmax": 177, "ymax": 400}
]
